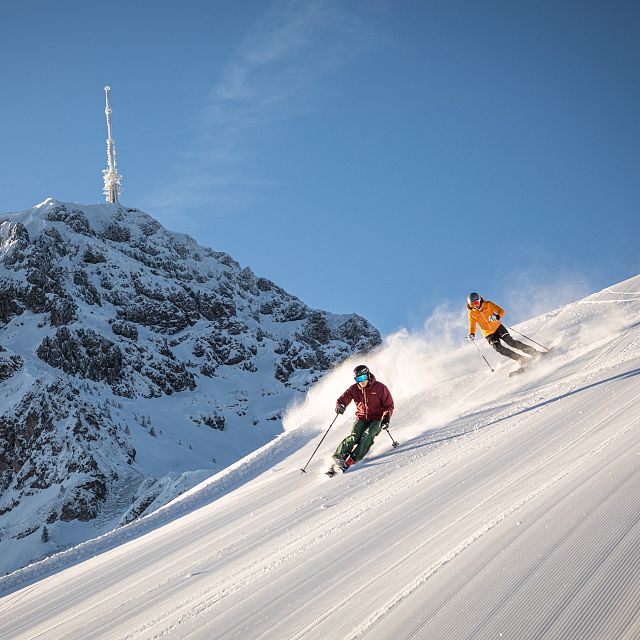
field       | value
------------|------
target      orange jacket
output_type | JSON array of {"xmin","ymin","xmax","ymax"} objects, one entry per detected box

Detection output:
[{"xmin": 468, "ymin": 300, "xmax": 505, "ymax": 337}]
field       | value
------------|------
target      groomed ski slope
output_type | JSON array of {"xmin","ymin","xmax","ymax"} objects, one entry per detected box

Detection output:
[{"xmin": 1, "ymin": 276, "xmax": 639, "ymax": 639}]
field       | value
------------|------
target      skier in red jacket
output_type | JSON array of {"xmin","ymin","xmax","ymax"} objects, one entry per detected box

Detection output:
[{"xmin": 331, "ymin": 364, "xmax": 394, "ymax": 471}]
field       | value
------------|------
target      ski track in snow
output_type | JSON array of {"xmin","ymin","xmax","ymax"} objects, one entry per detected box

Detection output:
[{"xmin": 345, "ymin": 402, "xmax": 639, "ymax": 640}]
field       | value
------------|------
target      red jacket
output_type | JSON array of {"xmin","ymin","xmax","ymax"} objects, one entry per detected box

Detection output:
[{"xmin": 337, "ymin": 374, "xmax": 394, "ymax": 421}]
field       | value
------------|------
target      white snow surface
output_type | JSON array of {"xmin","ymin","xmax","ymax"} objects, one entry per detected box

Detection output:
[{"xmin": 0, "ymin": 275, "xmax": 639, "ymax": 639}]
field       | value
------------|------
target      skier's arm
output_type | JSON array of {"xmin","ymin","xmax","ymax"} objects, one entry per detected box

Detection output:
[
  {"xmin": 488, "ymin": 302, "xmax": 505, "ymax": 322},
  {"xmin": 336, "ymin": 387, "xmax": 354, "ymax": 410},
  {"xmin": 379, "ymin": 385, "xmax": 394, "ymax": 427},
  {"xmin": 468, "ymin": 311, "xmax": 477, "ymax": 337},
  {"xmin": 381, "ymin": 384, "xmax": 394, "ymax": 417}
]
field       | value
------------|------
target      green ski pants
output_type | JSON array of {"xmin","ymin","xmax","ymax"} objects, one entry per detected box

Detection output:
[{"xmin": 334, "ymin": 419, "xmax": 382, "ymax": 462}]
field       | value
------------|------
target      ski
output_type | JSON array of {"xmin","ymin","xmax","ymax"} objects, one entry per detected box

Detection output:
[
  {"xmin": 325, "ymin": 456, "xmax": 351, "ymax": 477},
  {"xmin": 509, "ymin": 349, "xmax": 551, "ymax": 377}
]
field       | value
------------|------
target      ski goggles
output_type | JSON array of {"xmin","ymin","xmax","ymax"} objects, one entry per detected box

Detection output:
[
  {"xmin": 471, "ymin": 299, "xmax": 481, "ymax": 307},
  {"xmin": 354, "ymin": 373, "xmax": 368, "ymax": 382}
]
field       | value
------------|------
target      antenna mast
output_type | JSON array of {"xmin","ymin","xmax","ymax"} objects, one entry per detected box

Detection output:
[{"xmin": 102, "ymin": 85, "xmax": 122, "ymax": 204}]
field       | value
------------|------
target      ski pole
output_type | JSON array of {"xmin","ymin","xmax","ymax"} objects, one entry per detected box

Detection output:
[
  {"xmin": 383, "ymin": 425, "xmax": 399, "ymax": 448},
  {"xmin": 300, "ymin": 414, "xmax": 339, "ymax": 474},
  {"xmin": 507, "ymin": 326, "xmax": 551, "ymax": 351},
  {"xmin": 471, "ymin": 339, "xmax": 494, "ymax": 372}
]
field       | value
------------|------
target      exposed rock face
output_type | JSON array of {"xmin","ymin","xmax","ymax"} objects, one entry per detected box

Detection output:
[
  {"xmin": 0, "ymin": 199, "xmax": 381, "ymax": 575},
  {"xmin": 0, "ymin": 380, "xmax": 135, "ymax": 528}
]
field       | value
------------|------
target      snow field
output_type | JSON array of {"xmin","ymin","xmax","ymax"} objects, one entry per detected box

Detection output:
[{"xmin": 0, "ymin": 276, "xmax": 639, "ymax": 639}]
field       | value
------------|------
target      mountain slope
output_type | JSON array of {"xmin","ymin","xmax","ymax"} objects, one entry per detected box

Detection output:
[
  {"xmin": 0, "ymin": 199, "xmax": 380, "ymax": 576},
  {"xmin": 0, "ymin": 275, "xmax": 639, "ymax": 639}
]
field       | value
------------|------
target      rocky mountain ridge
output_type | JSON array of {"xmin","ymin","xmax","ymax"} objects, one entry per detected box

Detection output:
[{"xmin": 0, "ymin": 198, "xmax": 380, "ymax": 576}]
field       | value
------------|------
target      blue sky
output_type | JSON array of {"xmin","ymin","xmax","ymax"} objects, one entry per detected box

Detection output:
[{"xmin": 2, "ymin": 0, "xmax": 639, "ymax": 335}]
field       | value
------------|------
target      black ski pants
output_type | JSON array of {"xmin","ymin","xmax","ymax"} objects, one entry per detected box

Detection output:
[{"xmin": 486, "ymin": 324, "xmax": 537, "ymax": 362}]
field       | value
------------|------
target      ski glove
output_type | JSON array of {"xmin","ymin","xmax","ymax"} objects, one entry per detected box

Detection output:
[
  {"xmin": 336, "ymin": 403, "xmax": 346, "ymax": 415},
  {"xmin": 467, "ymin": 333, "xmax": 475, "ymax": 342},
  {"xmin": 489, "ymin": 313, "xmax": 500, "ymax": 322},
  {"xmin": 381, "ymin": 414, "xmax": 391, "ymax": 428}
]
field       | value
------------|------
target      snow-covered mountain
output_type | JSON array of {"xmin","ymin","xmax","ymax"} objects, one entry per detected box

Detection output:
[
  {"xmin": 0, "ymin": 199, "xmax": 380, "ymax": 576},
  {"xmin": 0, "ymin": 274, "xmax": 638, "ymax": 639}
]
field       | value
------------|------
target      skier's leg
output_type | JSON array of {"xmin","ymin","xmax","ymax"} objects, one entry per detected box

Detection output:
[
  {"xmin": 334, "ymin": 420, "xmax": 368, "ymax": 459},
  {"xmin": 352, "ymin": 420, "xmax": 383, "ymax": 461},
  {"xmin": 501, "ymin": 331, "xmax": 537, "ymax": 356},
  {"xmin": 486, "ymin": 330, "xmax": 522, "ymax": 362}
]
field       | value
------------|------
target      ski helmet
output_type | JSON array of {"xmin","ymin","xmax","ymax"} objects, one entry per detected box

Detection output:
[
  {"xmin": 467, "ymin": 292, "xmax": 482, "ymax": 307},
  {"xmin": 353, "ymin": 364, "xmax": 370, "ymax": 382}
]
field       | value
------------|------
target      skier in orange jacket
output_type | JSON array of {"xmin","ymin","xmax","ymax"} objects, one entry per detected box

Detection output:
[{"xmin": 467, "ymin": 292, "xmax": 541, "ymax": 364}]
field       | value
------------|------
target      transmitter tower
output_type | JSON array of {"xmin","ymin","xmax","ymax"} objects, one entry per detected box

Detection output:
[{"xmin": 102, "ymin": 85, "xmax": 122, "ymax": 204}]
